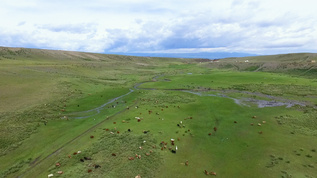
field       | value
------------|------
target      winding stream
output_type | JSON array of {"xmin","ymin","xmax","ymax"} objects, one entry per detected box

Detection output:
[{"xmin": 68, "ymin": 75, "xmax": 309, "ymax": 119}]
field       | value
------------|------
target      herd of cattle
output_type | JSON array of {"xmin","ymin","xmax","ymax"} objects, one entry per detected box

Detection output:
[{"xmin": 48, "ymin": 99, "xmax": 266, "ymax": 177}]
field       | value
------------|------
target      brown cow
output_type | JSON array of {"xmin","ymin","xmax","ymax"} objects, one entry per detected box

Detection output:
[{"xmin": 128, "ymin": 157, "xmax": 135, "ymax": 160}]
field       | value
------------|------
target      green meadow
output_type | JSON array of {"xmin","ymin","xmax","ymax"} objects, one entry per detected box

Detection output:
[{"xmin": 0, "ymin": 47, "xmax": 317, "ymax": 178}]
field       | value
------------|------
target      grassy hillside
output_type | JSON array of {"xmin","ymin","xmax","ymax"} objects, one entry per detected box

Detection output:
[
  {"xmin": 0, "ymin": 47, "xmax": 316, "ymax": 178},
  {"xmin": 206, "ymin": 53, "xmax": 317, "ymax": 78}
]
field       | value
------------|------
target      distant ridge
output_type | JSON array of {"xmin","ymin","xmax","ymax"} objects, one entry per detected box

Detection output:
[{"xmin": 108, "ymin": 52, "xmax": 257, "ymax": 59}]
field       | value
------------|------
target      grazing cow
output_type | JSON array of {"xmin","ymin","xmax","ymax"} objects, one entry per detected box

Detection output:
[
  {"xmin": 68, "ymin": 155, "xmax": 71, "ymax": 158},
  {"xmin": 161, "ymin": 109, "xmax": 164, "ymax": 111},
  {"xmin": 55, "ymin": 163, "xmax": 61, "ymax": 167},
  {"xmin": 113, "ymin": 122, "xmax": 116, "ymax": 124},
  {"xmin": 146, "ymin": 153, "xmax": 150, "ymax": 156},
  {"xmin": 112, "ymin": 153, "xmax": 116, "ymax": 156},
  {"xmin": 259, "ymin": 131, "xmax": 263, "ymax": 134},
  {"xmin": 135, "ymin": 174, "xmax": 141, "ymax": 178},
  {"xmin": 262, "ymin": 121, "xmax": 266, "ymax": 124},
  {"xmin": 208, "ymin": 133, "xmax": 212, "ymax": 136},
  {"xmin": 128, "ymin": 129, "xmax": 131, "ymax": 132},
  {"xmin": 138, "ymin": 155, "xmax": 141, "ymax": 159},
  {"xmin": 149, "ymin": 150, "xmax": 153, "ymax": 153},
  {"xmin": 161, "ymin": 147, "xmax": 164, "ymax": 150},
  {"xmin": 48, "ymin": 174, "xmax": 54, "ymax": 178},
  {"xmin": 258, "ymin": 123, "xmax": 261, "ymax": 126},
  {"xmin": 234, "ymin": 121, "xmax": 237, "ymax": 123},
  {"xmin": 210, "ymin": 171, "xmax": 217, "ymax": 176},
  {"xmin": 214, "ymin": 127, "xmax": 217, "ymax": 132},
  {"xmin": 139, "ymin": 146, "xmax": 142, "ymax": 149},
  {"xmin": 80, "ymin": 158, "xmax": 84, "ymax": 162},
  {"xmin": 88, "ymin": 169, "xmax": 92, "ymax": 173},
  {"xmin": 77, "ymin": 151, "xmax": 81, "ymax": 154},
  {"xmin": 177, "ymin": 138, "xmax": 181, "ymax": 141},
  {"xmin": 252, "ymin": 116, "xmax": 257, "ymax": 118},
  {"xmin": 166, "ymin": 106, "xmax": 168, "ymax": 108},
  {"xmin": 168, "ymin": 147, "xmax": 172, "ymax": 150},
  {"xmin": 57, "ymin": 171, "xmax": 63, "ymax": 174},
  {"xmin": 185, "ymin": 160, "xmax": 189, "ymax": 166},
  {"xmin": 171, "ymin": 150, "xmax": 176, "ymax": 154},
  {"xmin": 117, "ymin": 131, "xmax": 120, "ymax": 134},
  {"xmin": 204, "ymin": 170, "xmax": 209, "ymax": 175},
  {"xmin": 94, "ymin": 164, "xmax": 101, "ymax": 169},
  {"xmin": 128, "ymin": 157, "xmax": 135, "ymax": 160},
  {"xmin": 105, "ymin": 128, "xmax": 109, "ymax": 131},
  {"xmin": 189, "ymin": 117, "xmax": 192, "ymax": 119},
  {"xmin": 250, "ymin": 123, "xmax": 254, "ymax": 126},
  {"xmin": 73, "ymin": 152, "xmax": 78, "ymax": 155},
  {"xmin": 84, "ymin": 157, "xmax": 92, "ymax": 160},
  {"xmin": 90, "ymin": 136, "xmax": 94, "ymax": 138}
]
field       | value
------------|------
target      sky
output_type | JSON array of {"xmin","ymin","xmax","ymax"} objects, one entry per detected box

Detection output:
[{"xmin": 1, "ymin": 0, "xmax": 317, "ymax": 56}]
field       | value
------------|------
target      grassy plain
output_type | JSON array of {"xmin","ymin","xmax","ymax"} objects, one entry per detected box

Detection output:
[{"xmin": 0, "ymin": 47, "xmax": 317, "ymax": 178}]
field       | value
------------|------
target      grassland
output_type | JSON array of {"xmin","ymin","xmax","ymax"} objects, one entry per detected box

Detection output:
[{"xmin": 0, "ymin": 47, "xmax": 317, "ymax": 178}]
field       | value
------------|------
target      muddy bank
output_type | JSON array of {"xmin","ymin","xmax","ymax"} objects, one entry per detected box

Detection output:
[{"xmin": 183, "ymin": 90, "xmax": 308, "ymax": 108}]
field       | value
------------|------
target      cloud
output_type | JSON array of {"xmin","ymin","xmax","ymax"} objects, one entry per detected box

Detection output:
[
  {"xmin": 37, "ymin": 23, "xmax": 97, "ymax": 34},
  {"xmin": 0, "ymin": 0, "xmax": 317, "ymax": 55}
]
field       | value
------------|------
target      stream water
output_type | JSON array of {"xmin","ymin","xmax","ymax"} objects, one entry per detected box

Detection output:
[{"xmin": 68, "ymin": 75, "xmax": 309, "ymax": 119}]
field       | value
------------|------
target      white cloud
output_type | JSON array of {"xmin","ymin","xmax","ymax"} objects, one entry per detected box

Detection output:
[{"xmin": 0, "ymin": 0, "xmax": 317, "ymax": 55}]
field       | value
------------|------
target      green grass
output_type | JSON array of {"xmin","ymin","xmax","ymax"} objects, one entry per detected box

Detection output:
[{"xmin": 1, "ymin": 47, "xmax": 317, "ymax": 178}]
